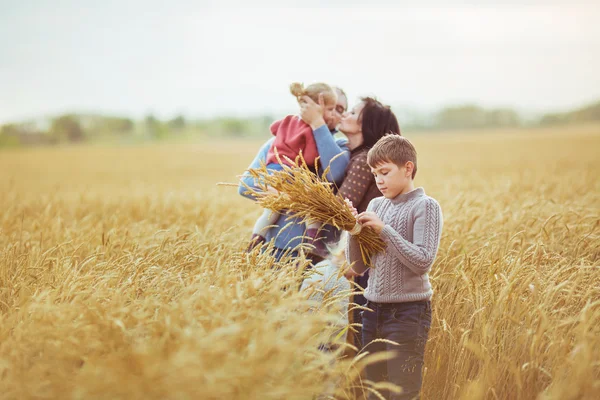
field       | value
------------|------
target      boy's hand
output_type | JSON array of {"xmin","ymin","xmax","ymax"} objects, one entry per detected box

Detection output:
[{"xmin": 357, "ymin": 211, "xmax": 385, "ymax": 234}]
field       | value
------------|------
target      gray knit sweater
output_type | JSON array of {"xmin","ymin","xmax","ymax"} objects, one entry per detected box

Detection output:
[{"xmin": 346, "ymin": 187, "xmax": 443, "ymax": 303}]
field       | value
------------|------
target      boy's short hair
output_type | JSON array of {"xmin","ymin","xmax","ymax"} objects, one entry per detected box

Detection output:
[{"xmin": 367, "ymin": 135, "xmax": 418, "ymax": 179}]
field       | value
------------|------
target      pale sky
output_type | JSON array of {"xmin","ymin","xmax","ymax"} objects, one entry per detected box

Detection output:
[{"xmin": 1, "ymin": 0, "xmax": 599, "ymax": 123}]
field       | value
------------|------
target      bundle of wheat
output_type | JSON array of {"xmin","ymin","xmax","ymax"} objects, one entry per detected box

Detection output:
[{"xmin": 239, "ymin": 154, "xmax": 385, "ymax": 268}]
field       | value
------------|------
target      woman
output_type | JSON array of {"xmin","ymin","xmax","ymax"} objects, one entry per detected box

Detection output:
[{"xmin": 300, "ymin": 94, "xmax": 401, "ymax": 350}]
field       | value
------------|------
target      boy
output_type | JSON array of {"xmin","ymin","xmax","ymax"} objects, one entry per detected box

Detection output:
[{"xmin": 345, "ymin": 135, "xmax": 443, "ymax": 400}]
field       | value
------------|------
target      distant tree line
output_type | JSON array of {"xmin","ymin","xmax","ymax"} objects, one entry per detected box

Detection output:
[{"xmin": 1, "ymin": 100, "xmax": 599, "ymax": 148}]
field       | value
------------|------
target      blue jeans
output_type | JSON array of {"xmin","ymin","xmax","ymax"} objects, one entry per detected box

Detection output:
[{"xmin": 361, "ymin": 300, "xmax": 432, "ymax": 400}]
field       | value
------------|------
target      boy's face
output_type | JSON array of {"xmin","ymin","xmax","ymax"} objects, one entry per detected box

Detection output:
[{"xmin": 371, "ymin": 161, "xmax": 413, "ymax": 199}]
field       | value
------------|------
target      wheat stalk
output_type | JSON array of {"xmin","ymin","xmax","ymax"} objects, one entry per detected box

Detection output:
[{"xmin": 239, "ymin": 152, "xmax": 386, "ymax": 267}]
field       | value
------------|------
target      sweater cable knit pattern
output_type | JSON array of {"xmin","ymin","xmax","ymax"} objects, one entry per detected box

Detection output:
[{"xmin": 346, "ymin": 187, "xmax": 443, "ymax": 303}]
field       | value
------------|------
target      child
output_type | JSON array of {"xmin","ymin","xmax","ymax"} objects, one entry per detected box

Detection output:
[
  {"xmin": 248, "ymin": 82, "xmax": 338, "ymax": 257},
  {"xmin": 345, "ymin": 135, "xmax": 443, "ymax": 400}
]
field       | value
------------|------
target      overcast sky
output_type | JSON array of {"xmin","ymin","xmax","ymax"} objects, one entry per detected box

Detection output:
[{"xmin": 1, "ymin": 0, "xmax": 599, "ymax": 123}]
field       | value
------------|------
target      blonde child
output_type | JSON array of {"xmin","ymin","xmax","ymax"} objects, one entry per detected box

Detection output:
[{"xmin": 248, "ymin": 82, "xmax": 337, "ymax": 257}]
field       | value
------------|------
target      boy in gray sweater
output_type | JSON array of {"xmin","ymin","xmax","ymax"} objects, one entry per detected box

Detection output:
[{"xmin": 345, "ymin": 135, "xmax": 443, "ymax": 400}]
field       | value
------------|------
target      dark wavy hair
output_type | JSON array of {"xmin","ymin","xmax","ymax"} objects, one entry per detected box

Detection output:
[{"xmin": 358, "ymin": 97, "xmax": 401, "ymax": 150}]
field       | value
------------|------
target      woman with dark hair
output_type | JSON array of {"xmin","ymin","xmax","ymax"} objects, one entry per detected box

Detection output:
[{"xmin": 300, "ymin": 95, "xmax": 401, "ymax": 350}]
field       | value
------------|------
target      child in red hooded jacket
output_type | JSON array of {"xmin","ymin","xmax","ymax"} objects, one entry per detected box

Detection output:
[{"xmin": 248, "ymin": 82, "xmax": 338, "ymax": 257}]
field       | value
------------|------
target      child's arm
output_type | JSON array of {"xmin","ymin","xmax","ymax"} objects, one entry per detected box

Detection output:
[
  {"xmin": 380, "ymin": 198, "xmax": 443, "ymax": 275},
  {"xmin": 238, "ymin": 138, "xmax": 274, "ymax": 200}
]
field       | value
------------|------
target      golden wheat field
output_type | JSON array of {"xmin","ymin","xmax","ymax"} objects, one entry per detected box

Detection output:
[{"xmin": 1, "ymin": 125, "xmax": 599, "ymax": 400}]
